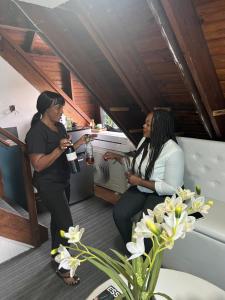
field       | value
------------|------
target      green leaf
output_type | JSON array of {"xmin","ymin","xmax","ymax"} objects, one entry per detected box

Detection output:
[
  {"xmin": 153, "ymin": 292, "xmax": 173, "ymax": 300},
  {"xmin": 148, "ymin": 252, "xmax": 163, "ymax": 292},
  {"xmin": 110, "ymin": 249, "xmax": 131, "ymax": 266},
  {"xmin": 88, "ymin": 247, "xmax": 133, "ymax": 282},
  {"xmin": 87, "ymin": 258, "xmax": 134, "ymax": 300},
  {"xmin": 142, "ymin": 253, "xmax": 150, "ymax": 275},
  {"xmin": 115, "ymin": 294, "xmax": 124, "ymax": 300}
]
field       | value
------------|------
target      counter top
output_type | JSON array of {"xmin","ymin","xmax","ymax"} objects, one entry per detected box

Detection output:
[{"xmin": 67, "ymin": 126, "xmax": 91, "ymax": 132}]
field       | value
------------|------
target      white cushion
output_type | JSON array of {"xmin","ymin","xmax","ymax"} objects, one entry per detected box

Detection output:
[
  {"xmin": 178, "ymin": 137, "xmax": 225, "ymax": 203},
  {"xmin": 194, "ymin": 200, "xmax": 225, "ymax": 244}
]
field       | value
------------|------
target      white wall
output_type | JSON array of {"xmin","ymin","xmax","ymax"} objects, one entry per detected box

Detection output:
[{"xmin": 0, "ymin": 57, "xmax": 39, "ymax": 142}]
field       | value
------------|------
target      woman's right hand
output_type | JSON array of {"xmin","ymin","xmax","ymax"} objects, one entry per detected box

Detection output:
[
  {"xmin": 103, "ymin": 151, "xmax": 122, "ymax": 161},
  {"xmin": 59, "ymin": 138, "xmax": 72, "ymax": 150}
]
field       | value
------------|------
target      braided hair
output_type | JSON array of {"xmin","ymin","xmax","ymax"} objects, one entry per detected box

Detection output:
[
  {"xmin": 31, "ymin": 91, "xmax": 65, "ymax": 127},
  {"xmin": 131, "ymin": 108, "xmax": 177, "ymax": 180}
]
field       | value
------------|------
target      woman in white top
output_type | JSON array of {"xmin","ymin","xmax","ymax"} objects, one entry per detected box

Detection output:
[{"xmin": 103, "ymin": 108, "xmax": 184, "ymax": 247}]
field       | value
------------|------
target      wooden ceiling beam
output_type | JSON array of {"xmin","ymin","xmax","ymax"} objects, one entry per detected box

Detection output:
[
  {"xmin": 146, "ymin": 0, "xmax": 216, "ymax": 139},
  {"xmin": 27, "ymin": 53, "xmax": 61, "ymax": 62},
  {"xmin": 158, "ymin": 0, "xmax": 225, "ymax": 138},
  {"xmin": 0, "ymin": 30, "xmax": 91, "ymax": 125},
  {"xmin": 22, "ymin": 30, "xmax": 35, "ymax": 52},
  {"xmin": 0, "ymin": 0, "xmax": 35, "ymax": 31}
]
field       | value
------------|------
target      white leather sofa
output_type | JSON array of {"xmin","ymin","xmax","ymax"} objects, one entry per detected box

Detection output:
[{"xmin": 163, "ymin": 137, "xmax": 225, "ymax": 291}]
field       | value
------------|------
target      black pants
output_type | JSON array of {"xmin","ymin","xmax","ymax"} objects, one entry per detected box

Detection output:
[
  {"xmin": 113, "ymin": 186, "xmax": 166, "ymax": 247},
  {"xmin": 39, "ymin": 185, "xmax": 73, "ymax": 250}
]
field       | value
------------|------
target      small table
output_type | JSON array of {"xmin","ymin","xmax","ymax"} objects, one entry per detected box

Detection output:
[{"xmin": 87, "ymin": 269, "xmax": 225, "ymax": 300}]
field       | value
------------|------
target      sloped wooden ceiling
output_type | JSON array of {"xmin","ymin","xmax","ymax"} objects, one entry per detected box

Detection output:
[
  {"xmin": 2, "ymin": 0, "xmax": 225, "ymax": 144},
  {"xmin": 0, "ymin": 0, "xmax": 99, "ymax": 127}
]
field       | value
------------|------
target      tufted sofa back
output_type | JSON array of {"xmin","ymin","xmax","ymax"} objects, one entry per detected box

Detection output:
[{"xmin": 177, "ymin": 137, "xmax": 225, "ymax": 203}]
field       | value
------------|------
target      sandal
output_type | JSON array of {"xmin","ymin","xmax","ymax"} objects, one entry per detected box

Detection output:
[{"xmin": 56, "ymin": 270, "xmax": 80, "ymax": 286}]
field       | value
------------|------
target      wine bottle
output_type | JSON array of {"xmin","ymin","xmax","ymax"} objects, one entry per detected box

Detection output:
[{"xmin": 65, "ymin": 144, "xmax": 80, "ymax": 173}]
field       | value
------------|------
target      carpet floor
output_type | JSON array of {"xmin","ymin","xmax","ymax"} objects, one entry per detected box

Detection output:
[{"xmin": 0, "ymin": 196, "xmax": 126, "ymax": 300}]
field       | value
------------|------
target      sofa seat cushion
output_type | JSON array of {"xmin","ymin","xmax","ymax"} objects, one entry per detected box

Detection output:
[{"xmin": 194, "ymin": 199, "xmax": 225, "ymax": 243}]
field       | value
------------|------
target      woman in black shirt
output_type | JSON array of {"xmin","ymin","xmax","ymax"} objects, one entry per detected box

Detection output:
[{"xmin": 26, "ymin": 91, "xmax": 86, "ymax": 285}]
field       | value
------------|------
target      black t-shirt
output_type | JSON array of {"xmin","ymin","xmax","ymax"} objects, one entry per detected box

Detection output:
[{"xmin": 25, "ymin": 120, "xmax": 70, "ymax": 191}]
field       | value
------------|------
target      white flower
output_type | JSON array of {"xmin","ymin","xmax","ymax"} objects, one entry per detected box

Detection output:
[
  {"xmin": 141, "ymin": 211, "xmax": 161, "ymax": 236},
  {"xmin": 191, "ymin": 196, "xmax": 210, "ymax": 214},
  {"xmin": 126, "ymin": 237, "xmax": 145, "ymax": 260},
  {"xmin": 144, "ymin": 209, "xmax": 155, "ymax": 219},
  {"xmin": 183, "ymin": 215, "xmax": 195, "ymax": 234},
  {"xmin": 153, "ymin": 203, "xmax": 166, "ymax": 223},
  {"xmin": 55, "ymin": 245, "xmax": 81, "ymax": 277},
  {"xmin": 134, "ymin": 220, "xmax": 153, "ymax": 239},
  {"xmin": 176, "ymin": 187, "xmax": 195, "ymax": 201},
  {"xmin": 161, "ymin": 212, "xmax": 187, "ymax": 249},
  {"xmin": 164, "ymin": 195, "xmax": 187, "ymax": 215},
  {"xmin": 55, "ymin": 245, "xmax": 71, "ymax": 264},
  {"xmin": 59, "ymin": 256, "xmax": 81, "ymax": 278},
  {"xmin": 64, "ymin": 225, "xmax": 85, "ymax": 244}
]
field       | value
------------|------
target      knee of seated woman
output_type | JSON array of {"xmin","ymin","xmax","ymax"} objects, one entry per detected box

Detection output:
[{"xmin": 113, "ymin": 205, "xmax": 133, "ymax": 221}]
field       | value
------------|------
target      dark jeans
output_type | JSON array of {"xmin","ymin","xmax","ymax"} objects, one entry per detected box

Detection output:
[
  {"xmin": 113, "ymin": 186, "xmax": 166, "ymax": 251},
  {"xmin": 39, "ymin": 185, "xmax": 73, "ymax": 250}
]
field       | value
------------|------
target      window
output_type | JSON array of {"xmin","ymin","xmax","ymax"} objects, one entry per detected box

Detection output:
[{"xmin": 100, "ymin": 108, "xmax": 121, "ymax": 131}]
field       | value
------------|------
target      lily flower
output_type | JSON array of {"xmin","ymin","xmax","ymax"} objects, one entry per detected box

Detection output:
[
  {"xmin": 55, "ymin": 245, "xmax": 71, "ymax": 264},
  {"xmin": 191, "ymin": 196, "xmax": 211, "ymax": 214},
  {"xmin": 126, "ymin": 237, "xmax": 145, "ymax": 260},
  {"xmin": 183, "ymin": 215, "xmax": 195, "ymax": 234},
  {"xmin": 146, "ymin": 219, "xmax": 161, "ymax": 236},
  {"xmin": 176, "ymin": 187, "xmax": 195, "ymax": 201},
  {"xmin": 59, "ymin": 256, "xmax": 81, "ymax": 278},
  {"xmin": 164, "ymin": 195, "xmax": 187, "ymax": 215},
  {"xmin": 141, "ymin": 211, "xmax": 161, "ymax": 236},
  {"xmin": 153, "ymin": 203, "xmax": 166, "ymax": 223},
  {"xmin": 160, "ymin": 212, "xmax": 187, "ymax": 249},
  {"xmin": 54, "ymin": 245, "xmax": 81, "ymax": 277},
  {"xmin": 134, "ymin": 220, "xmax": 153, "ymax": 239},
  {"xmin": 64, "ymin": 225, "xmax": 85, "ymax": 244}
]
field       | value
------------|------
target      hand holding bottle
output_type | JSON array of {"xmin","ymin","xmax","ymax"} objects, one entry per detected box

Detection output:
[
  {"xmin": 65, "ymin": 140, "xmax": 80, "ymax": 174},
  {"xmin": 59, "ymin": 137, "xmax": 72, "ymax": 151}
]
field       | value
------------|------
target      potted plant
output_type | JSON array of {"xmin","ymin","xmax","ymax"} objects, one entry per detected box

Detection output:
[{"xmin": 52, "ymin": 187, "xmax": 213, "ymax": 300}]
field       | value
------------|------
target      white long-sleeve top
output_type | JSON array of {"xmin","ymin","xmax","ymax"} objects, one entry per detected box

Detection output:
[{"xmin": 133, "ymin": 138, "xmax": 184, "ymax": 196}]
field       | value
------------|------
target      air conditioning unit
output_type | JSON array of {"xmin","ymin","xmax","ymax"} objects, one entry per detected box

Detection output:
[{"xmin": 92, "ymin": 132, "xmax": 135, "ymax": 194}]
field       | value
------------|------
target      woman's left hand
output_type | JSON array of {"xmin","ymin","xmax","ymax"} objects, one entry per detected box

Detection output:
[
  {"xmin": 126, "ymin": 172, "xmax": 142, "ymax": 186},
  {"xmin": 73, "ymin": 134, "xmax": 97, "ymax": 148}
]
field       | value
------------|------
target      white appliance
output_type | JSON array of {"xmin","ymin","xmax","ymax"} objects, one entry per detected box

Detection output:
[{"xmin": 93, "ymin": 132, "xmax": 135, "ymax": 194}]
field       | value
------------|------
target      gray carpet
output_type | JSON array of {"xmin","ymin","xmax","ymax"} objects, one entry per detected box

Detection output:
[{"xmin": 0, "ymin": 196, "xmax": 125, "ymax": 300}]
